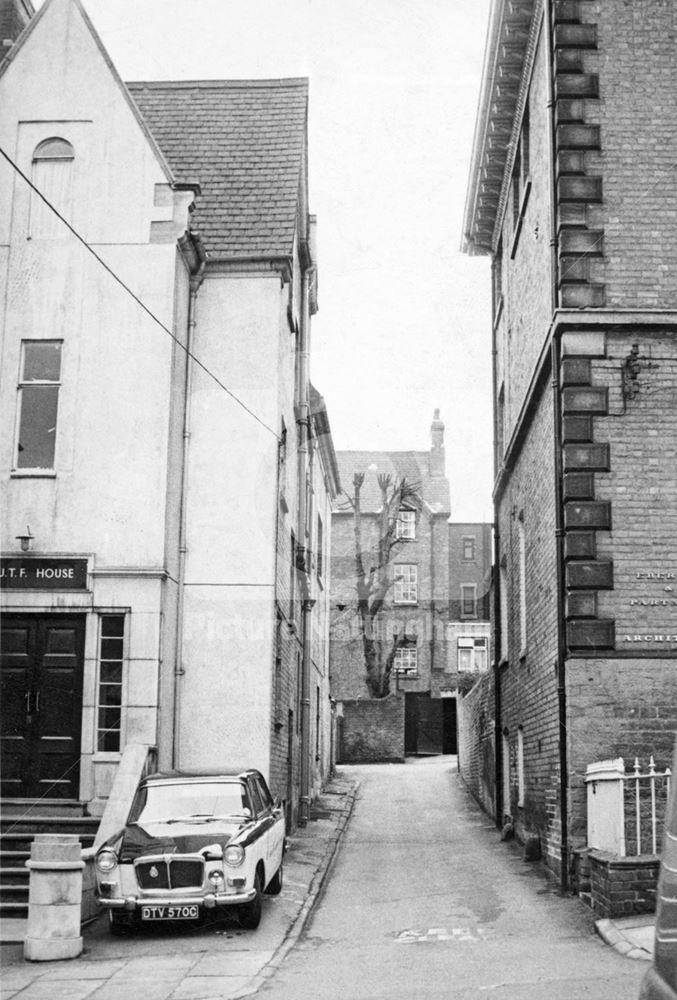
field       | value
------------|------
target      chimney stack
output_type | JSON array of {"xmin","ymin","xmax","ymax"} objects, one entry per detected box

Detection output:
[{"xmin": 430, "ymin": 408, "xmax": 445, "ymax": 477}]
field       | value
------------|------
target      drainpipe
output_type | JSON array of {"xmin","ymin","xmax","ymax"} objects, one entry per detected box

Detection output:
[
  {"xmin": 490, "ymin": 239, "xmax": 504, "ymax": 824},
  {"xmin": 297, "ymin": 235, "xmax": 314, "ymax": 826},
  {"xmin": 544, "ymin": 0, "xmax": 569, "ymax": 891},
  {"xmin": 172, "ymin": 231, "xmax": 207, "ymax": 770}
]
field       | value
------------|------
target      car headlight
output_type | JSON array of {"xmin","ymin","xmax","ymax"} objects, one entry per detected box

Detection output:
[
  {"xmin": 224, "ymin": 844, "xmax": 245, "ymax": 867},
  {"xmin": 96, "ymin": 849, "xmax": 118, "ymax": 873},
  {"xmin": 208, "ymin": 869, "xmax": 225, "ymax": 885}
]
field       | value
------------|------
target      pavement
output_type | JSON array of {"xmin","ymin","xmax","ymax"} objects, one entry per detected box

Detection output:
[
  {"xmin": 595, "ymin": 914, "xmax": 655, "ymax": 961},
  {"xmin": 0, "ymin": 773, "xmax": 357, "ymax": 1000}
]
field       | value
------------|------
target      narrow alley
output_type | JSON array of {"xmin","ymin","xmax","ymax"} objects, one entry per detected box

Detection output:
[{"xmin": 260, "ymin": 757, "xmax": 645, "ymax": 1000}]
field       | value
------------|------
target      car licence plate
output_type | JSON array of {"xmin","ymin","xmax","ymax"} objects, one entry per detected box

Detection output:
[{"xmin": 141, "ymin": 904, "xmax": 199, "ymax": 921}]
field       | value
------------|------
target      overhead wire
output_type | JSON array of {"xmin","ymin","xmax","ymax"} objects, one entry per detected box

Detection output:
[{"xmin": 0, "ymin": 144, "xmax": 280, "ymax": 441}]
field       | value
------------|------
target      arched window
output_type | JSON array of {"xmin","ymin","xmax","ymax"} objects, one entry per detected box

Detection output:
[{"xmin": 30, "ymin": 137, "xmax": 74, "ymax": 238}]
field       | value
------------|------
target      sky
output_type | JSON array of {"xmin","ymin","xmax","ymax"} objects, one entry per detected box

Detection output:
[{"xmin": 38, "ymin": 0, "xmax": 494, "ymax": 521}]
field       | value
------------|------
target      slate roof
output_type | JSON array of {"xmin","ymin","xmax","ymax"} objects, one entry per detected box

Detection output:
[
  {"xmin": 334, "ymin": 451, "xmax": 451, "ymax": 516},
  {"xmin": 127, "ymin": 78, "xmax": 308, "ymax": 260}
]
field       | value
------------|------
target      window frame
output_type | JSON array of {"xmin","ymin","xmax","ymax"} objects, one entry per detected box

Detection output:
[
  {"xmin": 95, "ymin": 613, "xmax": 126, "ymax": 755},
  {"xmin": 462, "ymin": 535, "xmax": 476, "ymax": 562},
  {"xmin": 30, "ymin": 137, "xmax": 75, "ymax": 239},
  {"xmin": 460, "ymin": 583, "xmax": 477, "ymax": 619},
  {"xmin": 395, "ymin": 508, "xmax": 416, "ymax": 541},
  {"xmin": 393, "ymin": 563, "xmax": 418, "ymax": 605},
  {"xmin": 517, "ymin": 727, "xmax": 526, "ymax": 808},
  {"xmin": 316, "ymin": 513, "xmax": 324, "ymax": 580},
  {"xmin": 13, "ymin": 339, "xmax": 63, "ymax": 474},
  {"xmin": 510, "ymin": 109, "xmax": 531, "ymax": 258},
  {"xmin": 457, "ymin": 635, "xmax": 488, "ymax": 673},
  {"xmin": 393, "ymin": 646, "xmax": 418, "ymax": 677},
  {"xmin": 518, "ymin": 518, "xmax": 527, "ymax": 656}
]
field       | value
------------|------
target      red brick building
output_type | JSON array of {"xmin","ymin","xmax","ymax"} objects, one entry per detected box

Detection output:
[
  {"xmin": 447, "ymin": 523, "xmax": 492, "ymax": 681},
  {"xmin": 463, "ymin": 0, "xmax": 677, "ymax": 887},
  {"xmin": 329, "ymin": 413, "xmax": 452, "ymax": 760}
]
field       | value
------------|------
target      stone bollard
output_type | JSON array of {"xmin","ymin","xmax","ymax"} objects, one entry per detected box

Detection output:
[{"xmin": 24, "ymin": 834, "xmax": 84, "ymax": 961}]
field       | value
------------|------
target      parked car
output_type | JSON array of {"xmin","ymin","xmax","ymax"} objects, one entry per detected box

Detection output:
[
  {"xmin": 640, "ymin": 739, "xmax": 677, "ymax": 999},
  {"xmin": 95, "ymin": 769, "xmax": 285, "ymax": 934}
]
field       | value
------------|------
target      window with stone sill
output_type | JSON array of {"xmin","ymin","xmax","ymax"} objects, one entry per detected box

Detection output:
[
  {"xmin": 14, "ymin": 340, "xmax": 62, "ymax": 472},
  {"xmin": 457, "ymin": 636, "xmax": 488, "ymax": 673},
  {"xmin": 394, "ymin": 564, "xmax": 418, "ymax": 604},
  {"xmin": 395, "ymin": 508, "xmax": 416, "ymax": 540},
  {"xmin": 394, "ymin": 646, "xmax": 418, "ymax": 677},
  {"xmin": 462, "ymin": 535, "xmax": 476, "ymax": 562}
]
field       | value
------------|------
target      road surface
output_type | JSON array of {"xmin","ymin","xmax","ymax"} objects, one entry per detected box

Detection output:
[{"xmin": 260, "ymin": 756, "xmax": 645, "ymax": 999}]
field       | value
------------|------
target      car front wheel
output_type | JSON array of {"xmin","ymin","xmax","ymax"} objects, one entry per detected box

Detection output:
[
  {"xmin": 239, "ymin": 870, "xmax": 263, "ymax": 929},
  {"xmin": 266, "ymin": 862, "xmax": 283, "ymax": 895},
  {"xmin": 108, "ymin": 909, "xmax": 135, "ymax": 936}
]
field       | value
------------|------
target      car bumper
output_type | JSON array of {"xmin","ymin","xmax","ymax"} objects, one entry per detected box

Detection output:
[{"xmin": 97, "ymin": 889, "xmax": 256, "ymax": 911}]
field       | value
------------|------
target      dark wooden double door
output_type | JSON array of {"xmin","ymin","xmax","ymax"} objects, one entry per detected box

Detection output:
[
  {"xmin": 0, "ymin": 615, "xmax": 85, "ymax": 799},
  {"xmin": 404, "ymin": 693, "xmax": 458, "ymax": 756}
]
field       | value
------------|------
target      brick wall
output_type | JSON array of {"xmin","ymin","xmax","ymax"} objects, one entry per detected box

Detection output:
[
  {"xmin": 567, "ymin": 658, "xmax": 677, "ymax": 850},
  {"xmin": 457, "ymin": 671, "xmax": 496, "ymax": 819},
  {"xmin": 338, "ymin": 696, "xmax": 405, "ymax": 763},
  {"xmin": 495, "ymin": 29, "xmax": 554, "ymax": 447},
  {"xmin": 588, "ymin": 850, "xmax": 659, "ymax": 919},
  {"xmin": 591, "ymin": 329, "xmax": 677, "ymax": 647},
  {"xmin": 590, "ymin": 1, "xmax": 677, "ymax": 309},
  {"xmin": 448, "ymin": 522, "xmax": 492, "ymax": 620},
  {"xmin": 497, "ymin": 388, "xmax": 563, "ymax": 875}
]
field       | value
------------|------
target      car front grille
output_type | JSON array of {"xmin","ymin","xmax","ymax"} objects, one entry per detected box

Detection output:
[{"xmin": 135, "ymin": 858, "xmax": 204, "ymax": 890}]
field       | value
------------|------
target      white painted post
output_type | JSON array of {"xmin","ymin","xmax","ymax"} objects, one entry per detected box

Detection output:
[
  {"xmin": 24, "ymin": 834, "xmax": 84, "ymax": 961},
  {"xmin": 650, "ymin": 756, "xmax": 657, "ymax": 854},
  {"xmin": 585, "ymin": 758, "xmax": 626, "ymax": 856}
]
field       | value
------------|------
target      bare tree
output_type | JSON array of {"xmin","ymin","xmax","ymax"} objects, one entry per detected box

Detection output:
[{"xmin": 343, "ymin": 472, "xmax": 422, "ymax": 698}]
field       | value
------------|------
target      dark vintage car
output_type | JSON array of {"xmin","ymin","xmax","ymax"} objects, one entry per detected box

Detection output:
[
  {"xmin": 95, "ymin": 769, "xmax": 285, "ymax": 934},
  {"xmin": 640, "ymin": 739, "xmax": 677, "ymax": 1000}
]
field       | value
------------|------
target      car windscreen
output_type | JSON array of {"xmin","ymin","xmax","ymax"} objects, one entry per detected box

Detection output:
[{"xmin": 128, "ymin": 781, "xmax": 250, "ymax": 824}]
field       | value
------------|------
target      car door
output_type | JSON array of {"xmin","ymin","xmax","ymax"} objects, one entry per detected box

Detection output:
[{"xmin": 254, "ymin": 774, "xmax": 285, "ymax": 873}]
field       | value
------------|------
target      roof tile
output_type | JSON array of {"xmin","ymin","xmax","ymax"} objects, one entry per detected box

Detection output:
[{"xmin": 126, "ymin": 78, "xmax": 308, "ymax": 260}]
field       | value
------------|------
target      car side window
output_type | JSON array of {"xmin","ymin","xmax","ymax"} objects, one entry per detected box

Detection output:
[
  {"xmin": 248, "ymin": 780, "xmax": 264, "ymax": 817},
  {"xmin": 255, "ymin": 776, "xmax": 274, "ymax": 811}
]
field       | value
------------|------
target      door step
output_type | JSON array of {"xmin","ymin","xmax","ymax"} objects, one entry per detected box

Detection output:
[{"xmin": 0, "ymin": 799, "xmax": 87, "ymax": 818}]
